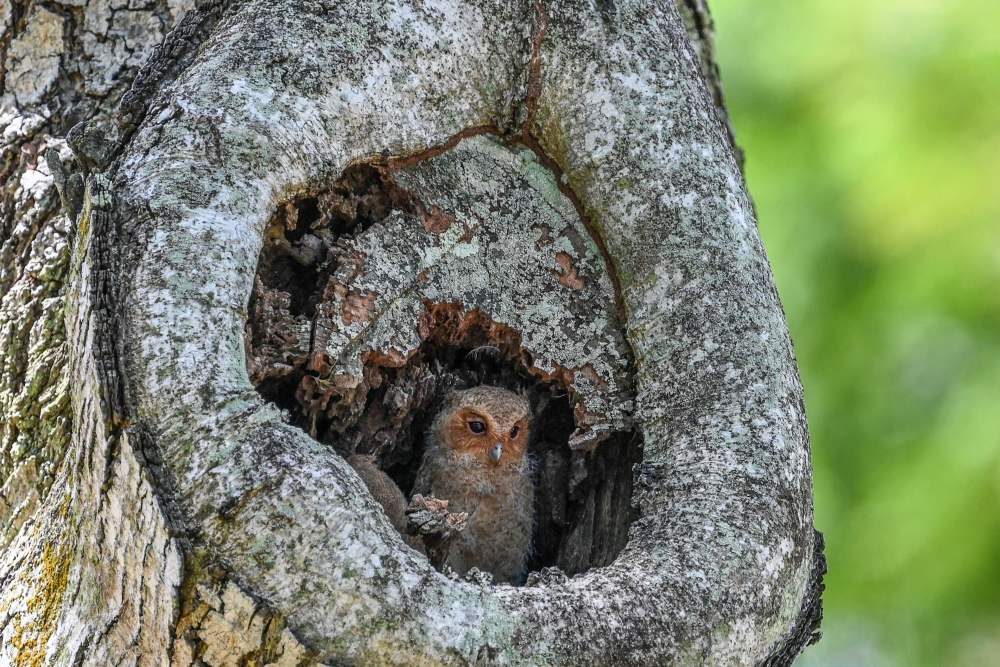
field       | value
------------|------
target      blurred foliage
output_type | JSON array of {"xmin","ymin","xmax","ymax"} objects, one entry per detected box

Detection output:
[{"xmin": 711, "ymin": 0, "xmax": 1000, "ymax": 664}]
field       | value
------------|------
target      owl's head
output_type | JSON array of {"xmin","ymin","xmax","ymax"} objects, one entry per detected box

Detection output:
[{"xmin": 433, "ymin": 386, "xmax": 531, "ymax": 467}]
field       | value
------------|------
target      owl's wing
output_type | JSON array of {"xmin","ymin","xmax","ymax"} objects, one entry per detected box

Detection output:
[
  {"xmin": 347, "ymin": 455, "xmax": 408, "ymax": 530},
  {"xmin": 348, "ymin": 455, "xmax": 427, "ymax": 553}
]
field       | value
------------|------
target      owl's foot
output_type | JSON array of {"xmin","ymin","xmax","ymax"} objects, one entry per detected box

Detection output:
[
  {"xmin": 405, "ymin": 495, "xmax": 468, "ymax": 537},
  {"xmin": 405, "ymin": 494, "xmax": 468, "ymax": 570}
]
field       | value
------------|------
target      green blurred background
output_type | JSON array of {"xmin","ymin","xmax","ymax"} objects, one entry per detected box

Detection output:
[{"xmin": 711, "ymin": 1, "xmax": 1000, "ymax": 665}]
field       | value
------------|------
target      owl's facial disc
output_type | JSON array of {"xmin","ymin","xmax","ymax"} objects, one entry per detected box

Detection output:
[{"xmin": 443, "ymin": 398, "xmax": 530, "ymax": 467}]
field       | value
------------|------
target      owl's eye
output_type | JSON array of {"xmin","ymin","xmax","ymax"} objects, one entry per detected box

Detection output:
[
  {"xmin": 468, "ymin": 420, "xmax": 487, "ymax": 434},
  {"xmin": 510, "ymin": 425, "xmax": 519, "ymax": 438}
]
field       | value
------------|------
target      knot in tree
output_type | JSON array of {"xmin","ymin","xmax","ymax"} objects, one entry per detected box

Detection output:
[{"xmin": 0, "ymin": 1, "xmax": 824, "ymax": 665}]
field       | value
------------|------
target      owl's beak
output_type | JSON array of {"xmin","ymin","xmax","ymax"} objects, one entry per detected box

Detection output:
[{"xmin": 488, "ymin": 442, "xmax": 503, "ymax": 464}]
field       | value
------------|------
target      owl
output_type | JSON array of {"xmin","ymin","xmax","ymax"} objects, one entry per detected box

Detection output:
[
  {"xmin": 347, "ymin": 453, "xmax": 425, "ymax": 553},
  {"xmin": 412, "ymin": 385, "xmax": 534, "ymax": 584}
]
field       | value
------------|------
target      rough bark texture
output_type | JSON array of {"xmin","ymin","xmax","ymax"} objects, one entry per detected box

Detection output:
[
  {"xmin": 674, "ymin": 0, "xmax": 742, "ymax": 169},
  {"xmin": 0, "ymin": 1, "xmax": 823, "ymax": 665},
  {"xmin": 0, "ymin": 2, "xmax": 195, "ymax": 665}
]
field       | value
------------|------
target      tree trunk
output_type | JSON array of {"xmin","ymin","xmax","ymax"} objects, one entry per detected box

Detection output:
[{"xmin": 0, "ymin": 1, "xmax": 824, "ymax": 665}]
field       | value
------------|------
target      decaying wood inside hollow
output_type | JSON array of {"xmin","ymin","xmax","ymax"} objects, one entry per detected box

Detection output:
[{"xmin": 246, "ymin": 155, "xmax": 642, "ymax": 577}]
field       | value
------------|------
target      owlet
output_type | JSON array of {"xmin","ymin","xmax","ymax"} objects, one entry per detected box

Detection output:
[{"xmin": 413, "ymin": 385, "xmax": 534, "ymax": 584}]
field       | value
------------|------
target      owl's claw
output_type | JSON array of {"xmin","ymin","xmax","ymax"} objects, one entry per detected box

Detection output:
[
  {"xmin": 405, "ymin": 494, "xmax": 469, "ymax": 570},
  {"xmin": 405, "ymin": 495, "xmax": 469, "ymax": 538}
]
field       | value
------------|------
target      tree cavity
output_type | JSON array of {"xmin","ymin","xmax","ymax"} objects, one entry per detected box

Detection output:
[{"xmin": 246, "ymin": 156, "xmax": 641, "ymax": 582}]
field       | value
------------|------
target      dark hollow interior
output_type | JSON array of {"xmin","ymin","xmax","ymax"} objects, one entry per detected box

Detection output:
[{"xmin": 246, "ymin": 163, "xmax": 642, "ymax": 581}]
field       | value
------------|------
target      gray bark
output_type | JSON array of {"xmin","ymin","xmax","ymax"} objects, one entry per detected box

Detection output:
[{"xmin": 0, "ymin": 1, "xmax": 823, "ymax": 665}]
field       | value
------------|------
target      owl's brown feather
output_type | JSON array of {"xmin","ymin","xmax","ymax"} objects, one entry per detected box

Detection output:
[
  {"xmin": 347, "ymin": 454, "xmax": 425, "ymax": 553},
  {"xmin": 415, "ymin": 386, "xmax": 534, "ymax": 584},
  {"xmin": 349, "ymin": 386, "xmax": 535, "ymax": 583}
]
